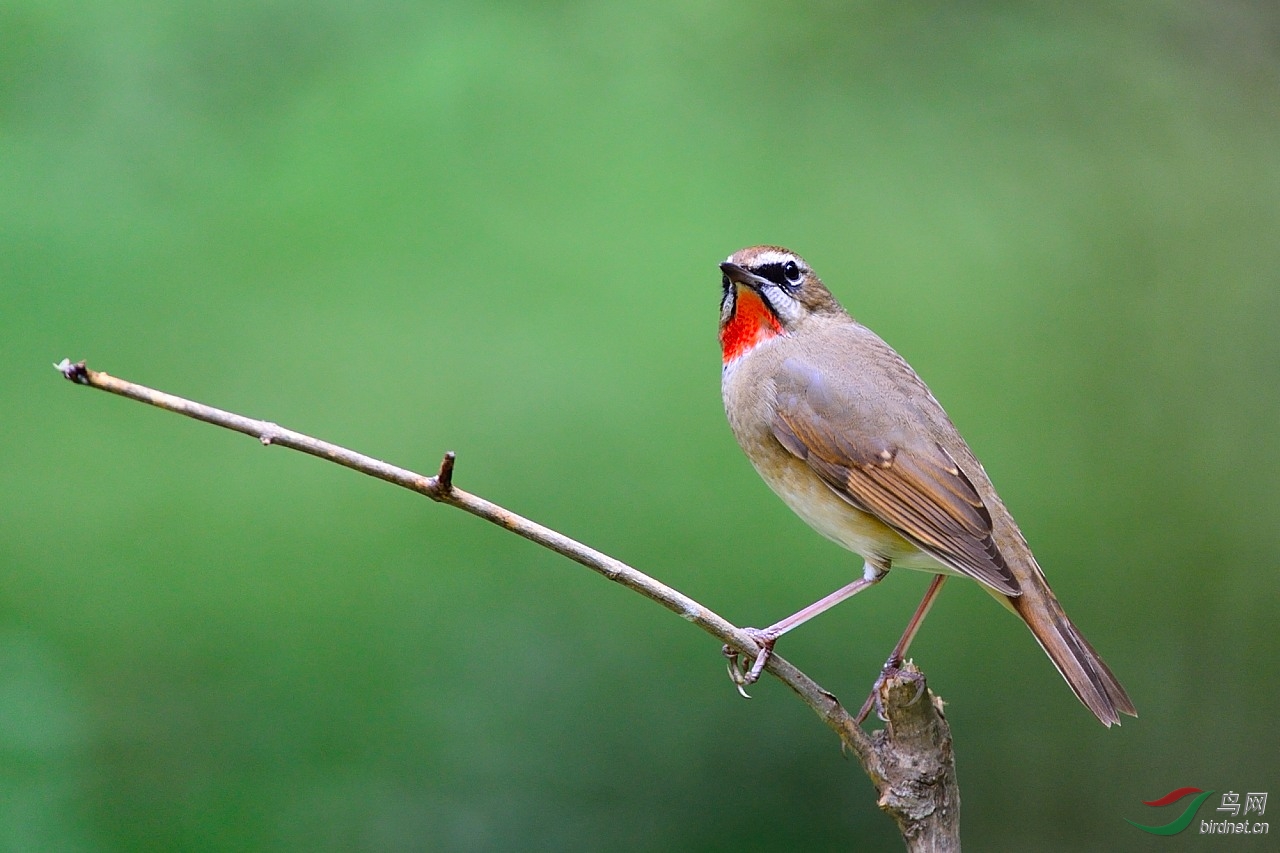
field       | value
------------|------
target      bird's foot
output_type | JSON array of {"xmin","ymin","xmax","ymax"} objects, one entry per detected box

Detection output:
[
  {"xmin": 854, "ymin": 655, "xmax": 926, "ymax": 725},
  {"xmin": 723, "ymin": 628, "xmax": 778, "ymax": 698}
]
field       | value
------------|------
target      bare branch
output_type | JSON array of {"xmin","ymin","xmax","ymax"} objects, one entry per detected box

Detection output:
[{"xmin": 56, "ymin": 358, "xmax": 960, "ymax": 849}]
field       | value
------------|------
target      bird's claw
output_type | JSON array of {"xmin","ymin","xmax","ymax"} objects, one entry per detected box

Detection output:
[
  {"xmin": 855, "ymin": 657, "xmax": 926, "ymax": 724},
  {"xmin": 724, "ymin": 651, "xmax": 753, "ymax": 698},
  {"xmin": 723, "ymin": 628, "xmax": 777, "ymax": 697}
]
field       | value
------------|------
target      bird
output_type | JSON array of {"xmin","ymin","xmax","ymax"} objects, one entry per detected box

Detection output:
[{"xmin": 717, "ymin": 244, "xmax": 1136, "ymax": 726}]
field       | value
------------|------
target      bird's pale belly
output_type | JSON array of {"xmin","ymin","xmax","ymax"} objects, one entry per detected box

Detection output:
[{"xmin": 752, "ymin": 451, "xmax": 963, "ymax": 578}]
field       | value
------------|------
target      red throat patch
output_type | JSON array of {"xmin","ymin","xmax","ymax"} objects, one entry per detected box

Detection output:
[{"xmin": 720, "ymin": 287, "xmax": 783, "ymax": 364}]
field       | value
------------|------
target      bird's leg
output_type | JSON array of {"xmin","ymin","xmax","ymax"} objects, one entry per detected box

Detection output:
[
  {"xmin": 855, "ymin": 573, "xmax": 949, "ymax": 724},
  {"xmin": 726, "ymin": 559, "xmax": 888, "ymax": 694}
]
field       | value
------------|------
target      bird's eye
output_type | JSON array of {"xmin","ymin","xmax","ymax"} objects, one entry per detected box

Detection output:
[{"xmin": 783, "ymin": 261, "xmax": 801, "ymax": 284}]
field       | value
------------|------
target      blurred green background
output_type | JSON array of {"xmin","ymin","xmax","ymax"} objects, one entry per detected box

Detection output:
[{"xmin": 4, "ymin": 1, "xmax": 1277, "ymax": 850}]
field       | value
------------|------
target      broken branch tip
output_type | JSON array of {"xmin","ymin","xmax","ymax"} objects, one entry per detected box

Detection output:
[
  {"xmin": 56, "ymin": 358, "xmax": 90, "ymax": 385},
  {"xmin": 437, "ymin": 451, "xmax": 456, "ymax": 491}
]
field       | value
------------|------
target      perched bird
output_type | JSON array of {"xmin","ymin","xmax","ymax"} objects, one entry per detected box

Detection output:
[{"xmin": 718, "ymin": 245, "xmax": 1136, "ymax": 726}]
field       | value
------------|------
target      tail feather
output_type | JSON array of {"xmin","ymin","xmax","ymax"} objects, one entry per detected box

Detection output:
[{"xmin": 1009, "ymin": 586, "xmax": 1137, "ymax": 726}]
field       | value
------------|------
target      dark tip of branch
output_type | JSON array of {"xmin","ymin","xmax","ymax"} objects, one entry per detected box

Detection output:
[
  {"xmin": 437, "ymin": 451, "xmax": 456, "ymax": 492},
  {"xmin": 56, "ymin": 358, "xmax": 89, "ymax": 384}
]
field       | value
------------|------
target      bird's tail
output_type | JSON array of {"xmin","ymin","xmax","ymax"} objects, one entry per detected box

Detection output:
[{"xmin": 1008, "ymin": 582, "xmax": 1137, "ymax": 726}]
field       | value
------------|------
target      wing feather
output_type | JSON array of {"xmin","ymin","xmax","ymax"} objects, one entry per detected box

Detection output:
[{"xmin": 772, "ymin": 359, "xmax": 1019, "ymax": 595}]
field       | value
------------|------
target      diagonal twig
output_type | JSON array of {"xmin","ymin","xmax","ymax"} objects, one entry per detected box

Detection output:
[{"xmin": 56, "ymin": 357, "xmax": 960, "ymax": 851}]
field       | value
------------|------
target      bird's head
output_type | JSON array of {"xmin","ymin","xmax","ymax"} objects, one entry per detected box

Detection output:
[{"xmin": 718, "ymin": 246, "xmax": 843, "ymax": 364}]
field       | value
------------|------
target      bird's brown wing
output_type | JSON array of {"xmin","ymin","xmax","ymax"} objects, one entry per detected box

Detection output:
[{"xmin": 772, "ymin": 359, "xmax": 1020, "ymax": 596}]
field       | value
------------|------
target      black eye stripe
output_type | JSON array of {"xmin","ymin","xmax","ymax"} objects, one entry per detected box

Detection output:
[
  {"xmin": 755, "ymin": 263, "xmax": 787, "ymax": 285},
  {"xmin": 753, "ymin": 261, "xmax": 802, "ymax": 288}
]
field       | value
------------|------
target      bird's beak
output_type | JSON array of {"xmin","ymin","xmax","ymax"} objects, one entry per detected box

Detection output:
[{"xmin": 719, "ymin": 262, "xmax": 768, "ymax": 292}]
